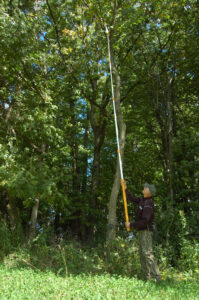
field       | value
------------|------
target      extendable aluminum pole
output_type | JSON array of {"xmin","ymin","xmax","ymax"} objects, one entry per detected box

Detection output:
[{"xmin": 105, "ymin": 26, "xmax": 130, "ymax": 231}]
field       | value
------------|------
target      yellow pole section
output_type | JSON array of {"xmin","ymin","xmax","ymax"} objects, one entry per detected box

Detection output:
[{"xmin": 121, "ymin": 179, "xmax": 130, "ymax": 231}]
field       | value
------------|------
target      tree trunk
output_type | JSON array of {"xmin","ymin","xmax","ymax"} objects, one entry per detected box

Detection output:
[
  {"xmin": 69, "ymin": 99, "xmax": 80, "ymax": 193},
  {"xmin": 7, "ymin": 199, "xmax": 19, "ymax": 231},
  {"xmin": 89, "ymin": 102, "xmax": 106, "ymax": 238},
  {"xmin": 81, "ymin": 111, "xmax": 89, "ymax": 194},
  {"xmin": 29, "ymin": 198, "xmax": 39, "ymax": 241},
  {"xmin": 80, "ymin": 112, "xmax": 89, "ymax": 241},
  {"xmin": 167, "ymin": 80, "xmax": 174, "ymax": 204},
  {"xmin": 106, "ymin": 122, "xmax": 126, "ymax": 242},
  {"xmin": 7, "ymin": 196, "xmax": 24, "ymax": 242},
  {"xmin": 153, "ymin": 70, "xmax": 175, "ymax": 208}
]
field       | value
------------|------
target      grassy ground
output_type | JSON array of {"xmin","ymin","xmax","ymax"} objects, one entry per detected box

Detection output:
[
  {"xmin": 0, "ymin": 263, "xmax": 199, "ymax": 299},
  {"xmin": 0, "ymin": 238, "xmax": 198, "ymax": 300}
]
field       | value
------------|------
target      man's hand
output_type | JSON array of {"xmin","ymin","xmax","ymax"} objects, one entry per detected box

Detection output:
[{"xmin": 125, "ymin": 222, "xmax": 130, "ymax": 229}]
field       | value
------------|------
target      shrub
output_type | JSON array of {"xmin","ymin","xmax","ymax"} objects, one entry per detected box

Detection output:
[
  {"xmin": 178, "ymin": 239, "xmax": 199, "ymax": 272},
  {"xmin": 104, "ymin": 236, "xmax": 140, "ymax": 276}
]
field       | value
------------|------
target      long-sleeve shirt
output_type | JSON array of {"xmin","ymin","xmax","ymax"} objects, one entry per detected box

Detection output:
[{"xmin": 125, "ymin": 189, "xmax": 154, "ymax": 231}]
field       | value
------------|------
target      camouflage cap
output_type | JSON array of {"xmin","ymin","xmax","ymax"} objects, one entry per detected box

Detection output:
[{"xmin": 144, "ymin": 183, "xmax": 156, "ymax": 196}]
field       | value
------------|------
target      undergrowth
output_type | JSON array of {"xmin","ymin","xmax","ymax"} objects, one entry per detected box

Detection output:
[
  {"xmin": 0, "ymin": 234, "xmax": 199, "ymax": 299},
  {"xmin": 2, "ymin": 236, "xmax": 141, "ymax": 277}
]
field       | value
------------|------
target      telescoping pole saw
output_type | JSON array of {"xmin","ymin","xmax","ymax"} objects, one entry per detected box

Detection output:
[{"xmin": 105, "ymin": 25, "xmax": 130, "ymax": 232}]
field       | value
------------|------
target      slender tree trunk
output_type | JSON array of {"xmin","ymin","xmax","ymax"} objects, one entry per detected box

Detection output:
[
  {"xmin": 89, "ymin": 102, "xmax": 106, "ymax": 238},
  {"xmin": 91, "ymin": 129, "xmax": 105, "ymax": 209},
  {"xmin": 29, "ymin": 198, "xmax": 39, "ymax": 241},
  {"xmin": 164, "ymin": 79, "xmax": 175, "ymax": 245},
  {"xmin": 167, "ymin": 80, "xmax": 174, "ymax": 204},
  {"xmin": 80, "ymin": 112, "xmax": 89, "ymax": 241},
  {"xmin": 69, "ymin": 99, "xmax": 80, "ymax": 193},
  {"xmin": 7, "ymin": 199, "xmax": 19, "ymax": 231},
  {"xmin": 106, "ymin": 121, "xmax": 126, "ymax": 242},
  {"xmin": 7, "ymin": 196, "xmax": 24, "ymax": 242},
  {"xmin": 81, "ymin": 111, "xmax": 89, "ymax": 194},
  {"xmin": 154, "ymin": 71, "xmax": 174, "ymax": 208}
]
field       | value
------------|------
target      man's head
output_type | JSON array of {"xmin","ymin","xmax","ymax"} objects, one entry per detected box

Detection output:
[{"xmin": 142, "ymin": 183, "xmax": 156, "ymax": 198}]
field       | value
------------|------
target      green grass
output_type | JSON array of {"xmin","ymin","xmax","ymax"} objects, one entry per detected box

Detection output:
[
  {"xmin": 0, "ymin": 238, "xmax": 198, "ymax": 300},
  {"xmin": 0, "ymin": 264, "xmax": 199, "ymax": 300}
]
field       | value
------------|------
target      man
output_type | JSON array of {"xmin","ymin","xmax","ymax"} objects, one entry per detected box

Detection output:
[{"xmin": 125, "ymin": 182, "xmax": 160, "ymax": 281}]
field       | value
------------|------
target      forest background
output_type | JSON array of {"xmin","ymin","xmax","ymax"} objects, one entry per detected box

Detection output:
[{"xmin": 0, "ymin": 0, "xmax": 199, "ymax": 281}]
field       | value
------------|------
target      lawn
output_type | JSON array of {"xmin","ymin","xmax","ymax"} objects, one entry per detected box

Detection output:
[{"xmin": 0, "ymin": 265, "xmax": 198, "ymax": 300}]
